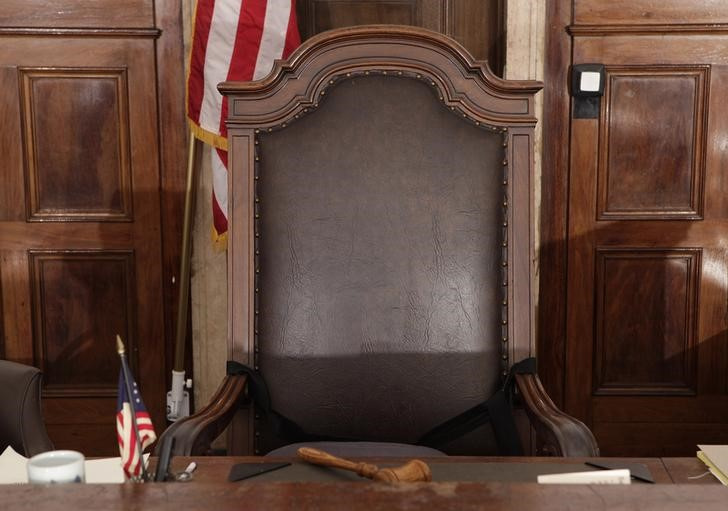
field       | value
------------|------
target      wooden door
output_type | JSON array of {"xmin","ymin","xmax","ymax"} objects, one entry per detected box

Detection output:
[
  {"xmin": 0, "ymin": 1, "xmax": 187, "ymax": 456},
  {"xmin": 563, "ymin": 1, "xmax": 728, "ymax": 455}
]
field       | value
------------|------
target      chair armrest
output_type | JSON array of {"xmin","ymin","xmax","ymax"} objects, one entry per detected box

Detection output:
[
  {"xmin": 515, "ymin": 372, "xmax": 599, "ymax": 457},
  {"xmin": 156, "ymin": 374, "xmax": 248, "ymax": 456}
]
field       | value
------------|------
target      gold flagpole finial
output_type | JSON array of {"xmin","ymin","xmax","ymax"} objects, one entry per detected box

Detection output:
[{"xmin": 116, "ymin": 335, "xmax": 125, "ymax": 355}]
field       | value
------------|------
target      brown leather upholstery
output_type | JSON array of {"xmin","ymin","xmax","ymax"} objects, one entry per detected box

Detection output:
[
  {"xmin": 256, "ymin": 76, "xmax": 504, "ymax": 454},
  {"xmin": 0, "ymin": 360, "xmax": 54, "ymax": 456}
]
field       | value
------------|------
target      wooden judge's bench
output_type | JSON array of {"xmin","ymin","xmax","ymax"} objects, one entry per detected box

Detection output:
[{"xmin": 2, "ymin": 456, "xmax": 725, "ymax": 510}]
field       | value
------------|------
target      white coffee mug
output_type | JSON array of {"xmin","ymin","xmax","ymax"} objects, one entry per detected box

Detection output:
[{"xmin": 27, "ymin": 450, "xmax": 85, "ymax": 484}]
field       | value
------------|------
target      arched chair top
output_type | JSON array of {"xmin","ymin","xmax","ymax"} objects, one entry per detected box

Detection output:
[{"xmin": 219, "ymin": 25, "xmax": 543, "ymax": 130}]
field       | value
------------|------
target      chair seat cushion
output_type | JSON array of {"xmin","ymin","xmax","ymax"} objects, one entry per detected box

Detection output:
[{"xmin": 266, "ymin": 441, "xmax": 447, "ymax": 458}]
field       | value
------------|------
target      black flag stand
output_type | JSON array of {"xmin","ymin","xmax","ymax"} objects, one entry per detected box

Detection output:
[{"xmin": 116, "ymin": 335, "xmax": 151, "ymax": 482}]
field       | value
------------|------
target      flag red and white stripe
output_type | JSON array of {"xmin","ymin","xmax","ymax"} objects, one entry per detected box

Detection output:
[
  {"xmin": 116, "ymin": 373, "xmax": 156, "ymax": 479},
  {"xmin": 188, "ymin": 0, "xmax": 301, "ymax": 242}
]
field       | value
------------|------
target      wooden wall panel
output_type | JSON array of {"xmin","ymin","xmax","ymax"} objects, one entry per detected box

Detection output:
[
  {"xmin": 0, "ymin": 251, "xmax": 34, "ymax": 363},
  {"xmin": 300, "ymin": 0, "xmax": 420, "ymax": 38},
  {"xmin": 598, "ymin": 66, "xmax": 707, "ymax": 219},
  {"xmin": 0, "ymin": 35, "xmax": 169, "ymax": 454},
  {"xmin": 0, "ymin": 66, "xmax": 24, "ymax": 221},
  {"xmin": 446, "ymin": 0, "xmax": 502, "ymax": 65},
  {"xmin": 20, "ymin": 69, "xmax": 132, "ymax": 221},
  {"xmin": 0, "ymin": 0, "xmax": 154, "ymax": 28},
  {"xmin": 30, "ymin": 251, "xmax": 135, "ymax": 397},
  {"xmin": 43, "ymin": 397, "xmax": 118, "ymax": 456},
  {"xmin": 561, "ymin": 1, "xmax": 728, "ymax": 455},
  {"xmin": 297, "ymin": 0, "xmax": 503, "ymax": 73},
  {"xmin": 594, "ymin": 249, "xmax": 699, "ymax": 395},
  {"xmin": 538, "ymin": 0, "xmax": 571, "ymax": 409},
  {"xmin": 574, "ymin": 0, "xmax": 728, "ymax": 26},
  {"xmin": 592, "ymin": 422, "xmax": 728, "ymax": 457}
]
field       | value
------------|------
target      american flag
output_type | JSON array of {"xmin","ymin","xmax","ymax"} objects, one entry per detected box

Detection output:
[
  {"xmin": 116, "ymin": 371, "xmax": 156, "ymax": 479},
  {"xmin": 187, "ymin": 0, "xmax": 301, "ymax": 244}
]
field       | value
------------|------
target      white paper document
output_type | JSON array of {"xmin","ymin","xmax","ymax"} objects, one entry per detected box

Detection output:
[
  {"xmin": 697, "ymin": 444, "xmax": 728, "ymax": 485},
  {"xmin": 0, "ymin": 446, "xmax": 28, "ymax": 484},
  {"xmin": 537, "ymin": 468, "xmax": 631, "ymax": 485},
  {"xmin": 0, "ymin": 446, "xmax": 148, "ymax": 484}
]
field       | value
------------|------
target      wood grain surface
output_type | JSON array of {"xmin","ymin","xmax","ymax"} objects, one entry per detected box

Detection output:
[{"xmin": 0, "ymin": 456, "xmax": 723, "ymax": 511}]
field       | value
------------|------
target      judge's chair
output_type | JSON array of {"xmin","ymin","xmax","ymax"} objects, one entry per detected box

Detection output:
[
  {"xmin": 161, "ymin": 26, "xmax": 598, "ymax": 458},
  {"xmin": 0, "ymin": 360, "xmax": 54, "ymax": 457}
]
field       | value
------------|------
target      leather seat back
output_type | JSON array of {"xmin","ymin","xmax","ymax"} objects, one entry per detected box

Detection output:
[{"xmin": 256, "ymin": 75, "xmax": 505, "ymax": 454}]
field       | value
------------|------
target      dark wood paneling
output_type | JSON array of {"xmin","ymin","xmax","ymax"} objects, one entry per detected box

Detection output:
[
  {"xmin": 0, "ymin": 66, "xmax": 24, "ymax": 221},
  {"xmin": 593, "ymin": 422, "xmax": 728, "ymax": 457},
  {"xmin": 297, "ymin": 0, "xmax": 503, "ymax": 74},
  {"xmin": 598, "ymin": 67, "xmax": 707, "ymax": 219},
  {"xmin": 20, "ymin": 68, "xmax": 132, "ymax": 221},
  {"xmin": 560, "ymin": 0, "xmax": 728, "ymax": 456},
  {"xmin": 537, "ymin": 0, "xmax": 572, "ymax": 410},
  {"xmin": 447, "ymin": 0, "xmax": 503, "ymax": 68},
  {"xmin": 594, "ymin": 395, "xmax": 728, "ymax": 423},
  {"xmin": 0, "ymin": 35, "xmax": 167, "ymax": 454},
  {"xmin": 30, "ymin": 251, "xmax": 135, "ymax": 396},
  {"xmin": 594, "ymin": 249, "xmax": 699, "ymax": 395},
  {"xmin": 299, "ymin": 0, "xmax": 419, "ymax": 38},
  {"xmin": 0, "ymin": 0, "xmax": 154, "ymax": 28},
  {"xmin": 46, "ymin": 424, "xmax": 119, "ymax": 456},
  {"xmin": 0, "ymin": 251, "xmax": 33, "ymax": 364},
  {"xmin": 574, "ymin": 0, "xmax": 728, "ymax": 25}
]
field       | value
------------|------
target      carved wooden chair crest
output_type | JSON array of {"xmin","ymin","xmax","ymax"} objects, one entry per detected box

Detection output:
[{"xmin": 161, "ymin": 25, "xmax": 598, "ymax": 457}]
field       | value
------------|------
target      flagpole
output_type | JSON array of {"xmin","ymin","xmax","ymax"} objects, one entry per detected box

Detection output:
[
  {"xmin": 169, "ymin": 134, "xmax": 199, "ymax": 420},
  {"xmin": 116, "ymin": 335, "xmax": 151, "ymax": 482}
]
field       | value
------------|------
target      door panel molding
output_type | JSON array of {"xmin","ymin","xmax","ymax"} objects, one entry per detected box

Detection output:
[
  {"xmin": 19, "ymin": 67, "xmax": 133, "ymax": 222},
  {"xmin": 29, "ymin": 250, "xmax": 136, "ymax": 397},
  {"xmin": 593, "ymin": 247, "xmax": 700, "ymax": 396},
  {"xmin": 597, "ymin": 66, "xmax": 708, "ymax": 220}
]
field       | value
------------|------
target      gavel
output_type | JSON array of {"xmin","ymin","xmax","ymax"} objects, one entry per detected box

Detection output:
[{"xmin": 297, "ymin": 447, "xmax": 432, "ymax": 483}]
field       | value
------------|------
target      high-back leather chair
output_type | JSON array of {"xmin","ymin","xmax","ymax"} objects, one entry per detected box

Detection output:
[
  {"xmin": 161, "ymin": 26, "xmax": 598, "ymax": 457},
  {"xmin": 0, "ymin": 360, "xmax": 54, "ymax": 456}
]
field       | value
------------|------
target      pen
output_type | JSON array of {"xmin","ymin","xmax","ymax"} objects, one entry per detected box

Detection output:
[
  {"xmin": 183, "ymin": 462, "xmax": 197, "ymax": 475},
  {"xmin": 175, "ymin": 461, "xmax": 197, "ymax": 481}
]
